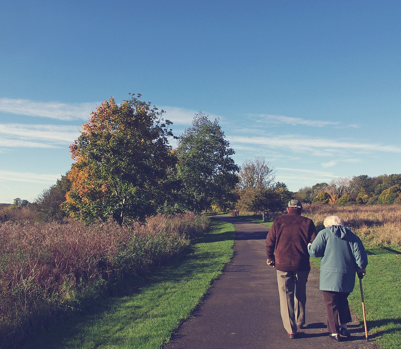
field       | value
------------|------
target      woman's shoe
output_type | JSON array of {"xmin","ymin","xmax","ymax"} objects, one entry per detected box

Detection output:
[{"xmin": 340, "ymin": 328, "xmax": 351, "ymax": 338}]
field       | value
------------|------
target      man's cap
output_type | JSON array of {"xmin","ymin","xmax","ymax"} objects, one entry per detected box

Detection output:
[{"xmin": 288, "ymin": 199, "xmax": 302, "ymax": 208}]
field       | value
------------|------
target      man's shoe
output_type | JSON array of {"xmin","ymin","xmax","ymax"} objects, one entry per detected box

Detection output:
[
  {"xmin": 329, "ymin": 333, "xmax": 341, "ymax": 342},
  {"xmin": 297, "ymin": 323, "xmax": 305, "ymax": 329},
  {"xmin": 288, "ymin": 333, "xmax": 297, "ymax": 339},
  {"xmin": 340, "ymin": 328, "xmax": 351, "ymax": 338}
]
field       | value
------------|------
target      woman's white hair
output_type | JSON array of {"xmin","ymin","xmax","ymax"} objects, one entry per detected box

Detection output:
[{"xmin": 323, "ymin": 215, "xmax": 344, "ymax": 228}]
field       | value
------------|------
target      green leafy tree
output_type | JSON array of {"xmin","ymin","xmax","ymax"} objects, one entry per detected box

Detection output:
[
  {"xmin": 264, "ymin": 182, "xmax": 293, "ymax": 212},
  {"xmin": 33, "ymin": 174, "xmax": 71, "ymax": 221},
  {"xmin": 294, "ymin": 186, "xmax": 313, "ymax": 204},
  {"xmin": 350, "ymin": 175, "xmax": 375, "ymax": 197},
  {"xmin": 62, "ymin": 94, "xmax": 176, "ymax": 225},
  {"xmin": 309, "ymin": 182, "xmax": 328, "ymax": 202},
  {"xmin": 175, "ymin": 113, "xmax": 239, "ymax": 212}
]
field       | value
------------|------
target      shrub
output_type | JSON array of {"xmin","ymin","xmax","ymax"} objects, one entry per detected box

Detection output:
[
  {"xmin": 367, "ymin": 195, "xmax": 379, "ymax": 205},
  {"xmin": 377, "ymin": 185, "xmax": 401, "ymax": 205},
  {"xmin": 312, "ymin": 191, "xmax": 331, "ymax": 204},
  {"xmin": 336, "ymin": 193, "xmax": 354, "ymax": 206},
  {"xmin": 355, "ymin": 188, "xmax": 370, "ymax": 204}
]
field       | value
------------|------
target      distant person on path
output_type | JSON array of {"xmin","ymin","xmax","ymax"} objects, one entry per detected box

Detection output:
[
  {"xmin": 308, "ymin": 216, "xmax": 368, "ymax": 342},
  {"xmin": 265, "ymin": 199, "xmax": 317, "ymax": 339}
]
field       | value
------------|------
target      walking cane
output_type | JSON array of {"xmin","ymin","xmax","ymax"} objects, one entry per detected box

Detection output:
[{"xmin": 359, "ymin": 275, "xmax": 369, "ymax": 341}]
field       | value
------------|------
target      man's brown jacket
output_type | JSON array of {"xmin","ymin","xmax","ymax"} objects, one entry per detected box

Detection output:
[{"xmin": 266, "ymin": 211, "xmax": 317, "ymax": 272}]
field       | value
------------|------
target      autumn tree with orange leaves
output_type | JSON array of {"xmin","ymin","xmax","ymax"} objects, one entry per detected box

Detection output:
[{"xmin": 62, "ymin": 94, "xmax": 176, "ymax": 225}]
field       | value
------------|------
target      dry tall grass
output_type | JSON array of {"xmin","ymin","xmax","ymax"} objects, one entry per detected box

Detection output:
[
  {"xmin": 0, "ymin": 212, "xmax": 210, "ymax": 349},
  {"xmin": 303, "ymin": 204, "xmax": 401, "ymax": 247},
  {"xmin": 0, "ymin": 206, "xmax": 36, "ymax": 222}
]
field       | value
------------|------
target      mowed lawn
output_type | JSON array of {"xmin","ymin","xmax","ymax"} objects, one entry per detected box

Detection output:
[{"xmin": 20, "ymin": 218, "xmax": 235, "ymax": 349}]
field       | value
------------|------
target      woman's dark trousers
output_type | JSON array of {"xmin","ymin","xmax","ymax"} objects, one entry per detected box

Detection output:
[{"xmin": 322, "ymin": 291, "xmax": 352, "ymax": 334}]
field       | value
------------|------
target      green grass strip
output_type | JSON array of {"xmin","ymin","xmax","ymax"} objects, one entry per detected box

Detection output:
[
  {"xmin": 348, "ymin": 253, "xmax": 401, "ymax": 349},
  {"xmin": 20, "ymin": 218, "xmax": 235, "ymax": 349}
]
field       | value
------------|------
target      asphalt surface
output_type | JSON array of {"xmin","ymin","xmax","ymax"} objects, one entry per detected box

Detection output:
[{"xmin": 164, "ymin": 217, "xmax": 375, "ymax": 349}]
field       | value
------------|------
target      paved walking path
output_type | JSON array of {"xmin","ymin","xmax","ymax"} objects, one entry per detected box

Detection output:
[{"xmin": 164, "ymin": 217, "xmax": 375, "ymax": 349}]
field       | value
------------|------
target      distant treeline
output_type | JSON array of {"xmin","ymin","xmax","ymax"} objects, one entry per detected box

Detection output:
[{"xmin": 295, "ymin": 174, "xmax": 401, "ymax": 205}]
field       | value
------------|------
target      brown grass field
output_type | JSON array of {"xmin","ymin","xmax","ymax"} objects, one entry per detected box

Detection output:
[{"xmin": 302, "ymin": 204, "xmax": 401, "ymax": 249}]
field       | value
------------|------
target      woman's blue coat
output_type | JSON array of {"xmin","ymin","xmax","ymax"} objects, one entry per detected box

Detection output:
[{"xmin": 308, "ymin": 225, "xmax": 368, "ymax": 293}]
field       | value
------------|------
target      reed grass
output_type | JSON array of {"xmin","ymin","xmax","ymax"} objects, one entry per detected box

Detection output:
[
  {"xmin": 19, "ymin": 218, "xmax": 235, "ymax": 349},
  {"xmin": 0, "ymin": 213, "xmax": 210, "ymax": 349}
]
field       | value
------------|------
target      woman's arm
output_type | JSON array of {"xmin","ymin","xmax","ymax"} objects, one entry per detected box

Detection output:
[{"xmin": 308, "ymin": 229, "xmax": 326, "ymax": 258}]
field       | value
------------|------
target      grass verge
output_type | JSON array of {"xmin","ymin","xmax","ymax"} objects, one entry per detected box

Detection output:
[
  {"xmin": 309, "ymin": 236, "xmax": 401, "ymax": 348},
  {"xmin": 347, "ymin": 250, "xmax": 401, "ymax": 349},
  {"xmin": 19, "ymin": 218, "xmax": 235, "ymax": 349}
]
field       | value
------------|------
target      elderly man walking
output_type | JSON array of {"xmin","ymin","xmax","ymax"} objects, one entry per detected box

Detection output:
[{"xmin": 266, "ymin": 199, "xmax": 317, "ymax": 339}]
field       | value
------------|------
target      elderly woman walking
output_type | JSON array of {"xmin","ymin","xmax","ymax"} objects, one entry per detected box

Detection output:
[{"xmin": 308, "ymin": 216, "xmax": 368, "ymax": 342}]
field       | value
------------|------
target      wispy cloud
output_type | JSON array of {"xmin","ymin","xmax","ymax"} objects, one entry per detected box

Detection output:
[
  {"xmin": 276, "ymin": 167, "xmax": 338, "ymax": 187},
  {"xmin": 250, "ymin": 114, "xmax": 359, "ymax": 129},
  {"xmin": 277, "ymin": 167, "xmax": 337, "ymax": 178},
  {"xmin": 0, "ymin": 138, "xmax": 57, "ymax": 148},
  {"xmin": 321, "ymin": 158, "xmax": 362, "ymax": 168},
  {"xmin": 228, "ymin": 135, "xmax": 401, "ymax": 154},
  {"xmin": 321, "ymin": 160, "xmax": 338, "ymax": 168},
  {"xmin": 0, "ymin": 124, "xmax": 80, "ymax": 148},
  {"xmin": 0, "ymin": 170, "xmax": 61, "ymax": 184},
  {"xmin": 252, "ymin": 114, "xmax": 339, "ymax": 127},
  {"xmin": 0, "ymin": 124, "xmax": 80, "ymax": 143},
  {"xmin": 0, "ymin": 98, "xmax": 97, "ymax": 120}
]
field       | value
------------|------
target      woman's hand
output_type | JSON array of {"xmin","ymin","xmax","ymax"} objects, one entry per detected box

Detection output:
[{"xmin": 357, "ymin": 269, "xmax": 366, "ymax": 279}]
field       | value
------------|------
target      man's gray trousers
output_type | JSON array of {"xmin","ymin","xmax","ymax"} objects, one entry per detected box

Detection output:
[{"xmin": 276, "ymin": 270, "xmax": 309, "ymax": 334}]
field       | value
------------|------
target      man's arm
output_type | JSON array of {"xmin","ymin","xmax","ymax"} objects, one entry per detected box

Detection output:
[
  {"xmin": 266, "ymin": 222, "xmax": 277, "ymax": 262},
  {"xmin": 309, "ymin": 220, "xmax": 318, "ymax": 243}
]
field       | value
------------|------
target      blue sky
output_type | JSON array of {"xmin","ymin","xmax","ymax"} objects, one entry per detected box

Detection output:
[{"xmin": 1, "ymin": 0, "xmax": 401, "ymax": 203}]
